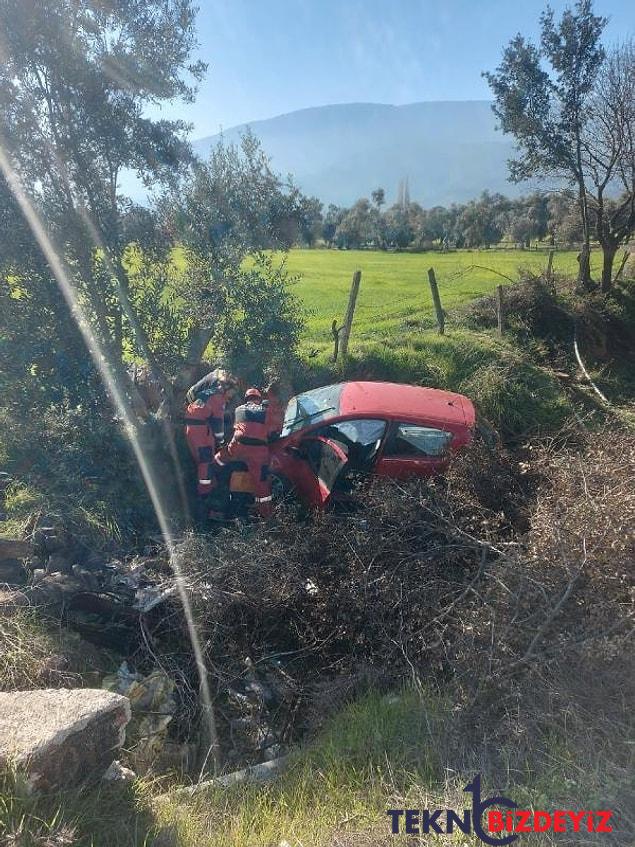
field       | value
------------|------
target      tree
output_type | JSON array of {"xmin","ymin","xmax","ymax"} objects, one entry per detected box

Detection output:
[
  {"xmin": 422, "ymin": 206, "xmax": 453, "ymax": 245},
  {"xmin": 584, "ymin": 41, "xmax": 635, "ymax": 289},
  {"xmin": 0, "ymin": 0, "xmax": 205, "ymax": 416},
  {"xmin": 547, "ymin": 191, "xmax": 584, "ymax": 244},
  {"xmin": 484, "ymin": 0, "xmax": 607, "ymax": 287},
  {"xmin": 0, "ymin": 173, "xmax": 91, "ymax": 410},
  {"xmin": 334, "ymin": 198, "xmax": 380, "ymax": 248},
  {"xmin": 384, "ymin": 205, "xmax": 414, "ymax": 249},
  {"xmin": 161, "ymin": 133, "xmax": 306, "ymax": 382},
  {"xmin": 322, "ymin": 204, "xmax": 346, "ymax": 246},
  {"xmin": 371, "ymin": 187, "xmax": 386, "ymax": 211},
  {"xmin": 508, "ymin": 193, "xmax": 549, "ymax": 247},
  {"xmin": 295, "ymin": 195, "xmax": 323, "ymax": 247},
  {"xmin": 210, "ymin": 254, "xmax": 304, "ymax": 382},
  {"xmin": 456, "ymin": 192, "xmax": 508, "ymax": 248}
]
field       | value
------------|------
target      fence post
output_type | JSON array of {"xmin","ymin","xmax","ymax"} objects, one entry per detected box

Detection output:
[
  {"xmin": 338, "ymin": 270, "xmax": 362, "ymax": 359},
  {"xmin": 496, "ymin": 285, "xmax": 505, "ymax": 336},
  {"xmin": 546, "ymin": 249, "xmax": 555, "ymax": 280},
  {"xmin": 427, "ymin": 267, "xmax": 445, "ymax": 335}
]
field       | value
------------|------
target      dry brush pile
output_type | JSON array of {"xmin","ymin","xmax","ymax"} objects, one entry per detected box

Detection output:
[{"xmin": 148, "ymin": 430, "xmax": 632, "ymax": 811}]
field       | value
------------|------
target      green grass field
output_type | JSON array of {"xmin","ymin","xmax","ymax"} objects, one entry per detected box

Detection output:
[
  {"xmin": 284, "ymin": 248, "xmax": 598, "ymax": 347},
  {"xmin": 278, "ymin": 248, "xmax": 633, "ymax": 438}
]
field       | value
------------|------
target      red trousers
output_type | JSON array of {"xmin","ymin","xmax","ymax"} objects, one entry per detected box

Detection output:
[
  {"xmin": 215, "ymin": 441, "xmax": 272, "ymax": 517},
  {"xmin": 185, "ymin": 424, "xmax": 218, "ymax": 497}
]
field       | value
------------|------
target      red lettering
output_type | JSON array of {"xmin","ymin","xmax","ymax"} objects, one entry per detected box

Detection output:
[
  {"xmin": 505, "ymin": 812, "xmax": 514, "ymax": 832},
  {"xmin": 596, "ymin": 811, "xmax": 613, "ymax": 833},
  {"xmin": 587, "ymin": 813, "xmax": 594, "ymax": 832},
  {"xmin": 488, "ymin": 811, "xmax": 504, "ymax": 832},
  {"xmin": 534, "ymin": 811, "xmax": 552, "ymax": 832},
  {"xmin": 567, "ymin": 811, "xmax": 586, "ymax": 832},
  {"xmin": 553, "ymin": 811, "xmax": 566, "ymax": 833},
  {"xmin": 515, "ymin": 810, "xmax": 532, "ymax": 833}
]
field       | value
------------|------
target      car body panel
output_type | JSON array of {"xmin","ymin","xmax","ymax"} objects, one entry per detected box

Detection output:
[{"xmin": 270, "ymin": 381, "xmax": 475, "ymax": 508}]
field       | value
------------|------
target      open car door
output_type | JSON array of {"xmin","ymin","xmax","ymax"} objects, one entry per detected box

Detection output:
[{"xmin": 289, "ymin": 436, "xmax": 349, "ymax": 507}]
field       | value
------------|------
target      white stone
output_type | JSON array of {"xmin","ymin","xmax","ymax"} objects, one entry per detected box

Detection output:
[{"xmin": 0, "ymin": 688, "xmax": 131, "ymax": 791}]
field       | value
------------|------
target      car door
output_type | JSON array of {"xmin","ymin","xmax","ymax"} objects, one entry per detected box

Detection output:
[
  {"xmin": 374, "ymin": 421, "xmax": 454, "ymax": 479},
  {"xmin": 311, "ymin": 419, "xmax": 387, "ymax": 472},
  {"xmin": 280, "ymin": 435, "xmax": 349, "ymax": 507}
]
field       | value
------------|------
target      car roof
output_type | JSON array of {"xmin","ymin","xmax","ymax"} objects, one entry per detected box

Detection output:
[{"xmin": 338, "ymin": 381, "xmax": 474, "ymax": 427}]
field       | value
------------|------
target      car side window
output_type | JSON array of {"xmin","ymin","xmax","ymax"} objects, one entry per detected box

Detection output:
[{"xmin": 384, "ymin": 423, "xmax": 452, "ymax": 457}]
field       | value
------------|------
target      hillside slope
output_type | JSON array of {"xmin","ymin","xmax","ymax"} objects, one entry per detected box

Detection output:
[{"xmin": 194, "ymin": 101, "xmax": 534, "ymax": 206}]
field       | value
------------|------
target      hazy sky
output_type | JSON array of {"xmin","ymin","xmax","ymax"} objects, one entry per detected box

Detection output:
[{"xmin": 158, "ymin": 0, "xmax": 635, "ymax": 139}]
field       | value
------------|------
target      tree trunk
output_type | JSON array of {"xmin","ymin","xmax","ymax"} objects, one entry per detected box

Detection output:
[
  {"xmin": 577, "ymin": 243, "xmax": 592, "ymax": 290},
  {"xmin": 600, "ymin": 244, "xmax": 617, "ymax": 293},
  {"xmin": 577, "ymin": 180, "xmax": 592, "ymax": 289}
]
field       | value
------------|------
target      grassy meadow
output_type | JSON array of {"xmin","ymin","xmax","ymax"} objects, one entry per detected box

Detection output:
[
  {"xmin": 261, "ymin": 248, "xmax": 612, "ymax": 438},
  {"xmin": 283, "ymin": 247, "xmax": 599, "ymax": 349}
]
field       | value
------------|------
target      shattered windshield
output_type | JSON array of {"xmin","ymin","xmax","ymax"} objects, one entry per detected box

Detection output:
[{"xmin": 281, "ymin": 384, "xmax": 344, "ymax": 436}]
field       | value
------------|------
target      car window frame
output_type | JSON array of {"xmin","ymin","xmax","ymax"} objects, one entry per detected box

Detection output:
[{"xmin": 381, "ymin": 419, "xmax": 454, "ymax": 459}]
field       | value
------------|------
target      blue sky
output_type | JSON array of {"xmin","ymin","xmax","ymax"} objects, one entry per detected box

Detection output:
[{"xmin": 163, "ymin": 0, "xmax": 635, "ymax": 138}]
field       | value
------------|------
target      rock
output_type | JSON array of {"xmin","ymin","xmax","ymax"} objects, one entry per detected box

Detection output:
[
  {"xmin": 0, "ymin": 588, "xmax": 30, "ymax": 616},
  {"xmin": 102, "ymin": 760, "xmax": 136, "ymax": 783},
  {"xmin": 0, "ymin": 688, "xmax": 131, "ymax": 792},
  {"xmin": 0, "ymin": 538, "xmax": 31, "ymax": 561},
  {"xmin": 32, "ymin": 527, "xmax": 68, "ymax": 555},
  {"xmin": 45, "ymin": 553, "xmax": 73, "ymax": 575},
  {"xmin": 0, "ymin": 558, "xmax": 27, "ymax": 585}
]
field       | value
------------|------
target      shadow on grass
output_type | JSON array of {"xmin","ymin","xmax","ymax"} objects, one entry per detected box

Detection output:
[{"xmin": 0, "ymin": 769, "xmax": 161, "ymax": 847}]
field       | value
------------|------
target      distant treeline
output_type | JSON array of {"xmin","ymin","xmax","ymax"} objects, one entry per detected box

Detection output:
[{"xmin": 294, "ymin": 189, "xmax": 586, "ymax": 251}]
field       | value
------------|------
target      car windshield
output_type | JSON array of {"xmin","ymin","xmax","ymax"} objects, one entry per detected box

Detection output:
[{"xmin": 281, "ymin": 384, "xmax": 344, "ymax": 436}]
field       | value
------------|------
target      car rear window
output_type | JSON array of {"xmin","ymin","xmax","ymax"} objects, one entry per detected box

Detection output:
[{"xmin": 281, "ymin": 384, "xmax": 344, "ymax": 435}]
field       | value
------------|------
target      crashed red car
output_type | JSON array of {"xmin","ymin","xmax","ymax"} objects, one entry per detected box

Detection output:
[{"xmin": 268, "ymin": 381, "xmax": 476, "ymax": 508}]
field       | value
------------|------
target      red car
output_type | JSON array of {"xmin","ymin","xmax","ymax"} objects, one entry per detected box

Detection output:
[{"xmin": 269, "ymin": 381, "xmax": 476, "ymax": 508}]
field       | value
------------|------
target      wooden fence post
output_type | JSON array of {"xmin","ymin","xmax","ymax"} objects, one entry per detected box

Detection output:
[
  {"xmin": 496, "ymin": 284, "xmax": 505, "ymax": 336},
  {"xmin": 427, "ymin": 267, "xmax": 445, "ymax": 335},
  {"xmin": 546, "ymin": 249, "xmax": 555, "ymax": 280},
  {"xmin": 338, "ymin": 270, "xmax": 362, "ymax": 359}
]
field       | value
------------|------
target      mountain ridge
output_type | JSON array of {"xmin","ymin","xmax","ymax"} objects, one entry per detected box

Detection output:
[{"xmin": 193, "ymin": 100, "xmax": 527, "ymax": 207}]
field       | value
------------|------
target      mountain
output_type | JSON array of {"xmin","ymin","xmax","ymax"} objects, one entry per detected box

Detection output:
[{"xmin": 193, "ymin": 101, "xmax": 528, "ymax": 208}]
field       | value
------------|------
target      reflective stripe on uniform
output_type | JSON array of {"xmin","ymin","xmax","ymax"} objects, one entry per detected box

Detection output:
[
  {"xmin": 199, "ymin": 479, "xmax": 212, "ymax": 485},
  {"xmin": 255, "ymin": 495, "xmax": 273, "ymax": 503},
  {"xmin": 214, "ymin": 431, "xmax": 224, "ymax": 439},
  {"xmin": 214, "ymin": 457, "xmax": 225, "ymax": 466}
]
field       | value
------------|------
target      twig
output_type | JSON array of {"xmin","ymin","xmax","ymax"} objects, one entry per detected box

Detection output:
[
  {"xmin": 508, "ymin": 561, "xmax": 585, "ymax": 672},
  {"xmin": 573, "ymin": 325, "xmax": 610, "ymax": 406},
  {"xmin": 419, "ymin": 547, "xmax": 488, "ymax": 634}
]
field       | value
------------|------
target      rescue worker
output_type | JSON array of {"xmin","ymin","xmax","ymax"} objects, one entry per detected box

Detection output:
[
  {"xmin": 213, "ymin": 387, "xmax": 272, "ymax": 518},
  {"xmin": 184, "ymin": 370, "xmax": 233, "ymax": 504},
  {"xmin": 264, "ymin": 380, "xmax": 286, "ymax": 442}
]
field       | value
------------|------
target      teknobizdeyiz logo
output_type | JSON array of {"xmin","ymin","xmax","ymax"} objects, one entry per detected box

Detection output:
[{"xmin": 387, "ymin": 774, "xmax": 615, "ymax": 843}]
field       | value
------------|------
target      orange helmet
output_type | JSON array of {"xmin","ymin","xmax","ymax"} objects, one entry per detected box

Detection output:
[{"xmin": 244, "ymin": 387, "xmax": 262, "ymax": 402}]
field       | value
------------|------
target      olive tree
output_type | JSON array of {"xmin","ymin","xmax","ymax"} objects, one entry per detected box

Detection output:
[
  {"xmin": 160, "ymin": 132, "xmax": 306, "ymax": 386},
  {"xmin": 584, "ymin": 41, "xmax": 635, "ymax": 290},
  {"xmin": 485, "ymin": 0, "xmax": 607, "ymax": 287},
  {"xmin": 0, "ymin": 0, "xmax": 204, "ymax": 415}
]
